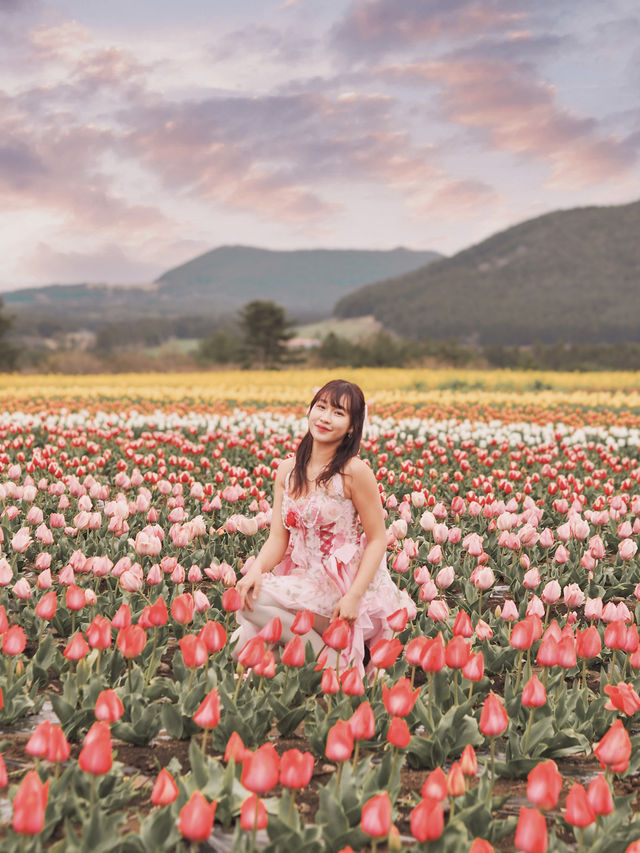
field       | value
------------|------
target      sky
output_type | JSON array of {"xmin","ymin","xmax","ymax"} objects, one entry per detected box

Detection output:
[{"xmin": 1, "ymin": 0, "xmax": 639, "ymax": 289}]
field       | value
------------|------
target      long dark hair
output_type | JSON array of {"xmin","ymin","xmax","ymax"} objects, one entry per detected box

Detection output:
[{"xmin": 290, "ymin": 379, "xmax": 366, "ymax": 497}]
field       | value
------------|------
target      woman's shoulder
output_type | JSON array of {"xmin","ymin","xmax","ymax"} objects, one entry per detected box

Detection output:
[
  {"xmin": 275, "ymin": 456, "xmax": 296, "ymax": 485},
  {"xmin": 341, "ymin": 456, "xmax": 374, "ymax": 496},
  {"xmin": 342, "ymin": 455, "xmax": 372, "ymax": 477}
]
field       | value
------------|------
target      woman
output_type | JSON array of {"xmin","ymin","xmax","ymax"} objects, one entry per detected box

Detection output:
[{"xmin": 234, "ymin": 379, "xmax": 415, "ymax": 673}]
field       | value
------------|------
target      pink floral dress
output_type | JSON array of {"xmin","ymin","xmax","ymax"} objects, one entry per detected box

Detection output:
[{"xmin": 260, "ymin": 471, "xmax": 416, "ymax": 673}]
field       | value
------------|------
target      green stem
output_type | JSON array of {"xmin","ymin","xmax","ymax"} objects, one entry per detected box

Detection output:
[
  {"xmin": 187, "ymin": 667, "xmax": 195, "ymax": 694},
  {"xmin": 233, "ymin": 665, "xmax": 245, "ymax": 702},
  {"xmin": 477, "ymin": 590, "xmax": 483, "ymax": 619},
  {"xmin": 581, "ymin": 657, "xmax": 587, "ymax": 691},
  {"xmin": 90, "ymin": 775, "xmax": 97, "ymax": 809},
  {"xmin": 410, "ymin": 665, "xmax": 416, "ymax": 690},
  {"xmin": 201, "ymin": 728, "xmax": 208, "ymax": 755},
  {"xmin": 335, "ymin": 761, "xmax": 344, "ymax": 790},
  {"xmin": 288, "ymin": 790, "xmax": 296, "ymax": 826},
  {"xmin": 514, "ymin": 654, "xmax": 523, "ymax": 694},
  {"xmin": 426, "ymin": 671, "xmax": 435, "ymax": 730},
  {"xmin": 351, "ymin": 740, "xmax": 361, "ymax": 770},
  {"xmin": 609, "ymin": 650, "xmax": 617, "ymax": 685},
  {"xmin": 577, "ymin": 826, "xmax": 583, "ymax": 853},
  {"xmin": 6, "ymin": 655, "xmax": 14, "ymax": 690},
  {"xmin": 522, "ymin": 707, "xmax": 535, "ymax": 755},
  {"xmin": 486, "ymin": 738, "xmax": 495, "ymax": 806},
  {"xmin": 145, "ymin": 627, "xmax": 159, "ymax": 684}
]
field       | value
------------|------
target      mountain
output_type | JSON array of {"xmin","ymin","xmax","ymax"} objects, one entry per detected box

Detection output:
[
  {"xmin": 3, "ymin": 246, "xmax": 441, "ymax": 332},
  {"xmin": 334, "ymin": 200, "xmax": 640, "ymax": 345},
  {"xmin": 154, "ymin": 246, "xmax": 441, "ymax": 317}
]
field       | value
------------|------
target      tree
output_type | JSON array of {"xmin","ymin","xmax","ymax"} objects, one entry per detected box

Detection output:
[
  {"xmin": 0, "ymin": 297, "xmax": 18, "ymax": 370},
  {"xmin": 238, "ymin": 300, "xmax": 295, "ymax": 368}
]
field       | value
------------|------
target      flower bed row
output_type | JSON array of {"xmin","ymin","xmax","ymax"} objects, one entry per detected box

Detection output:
[{"xmin": 1, "ymin": 401, "xmax": 640, "ymax": 851}]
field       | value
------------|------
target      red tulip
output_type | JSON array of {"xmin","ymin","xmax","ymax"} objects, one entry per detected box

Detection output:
[
  {"xmin": 225, "ymin": 731, "xmax": 251, "ymax": 763},
  {"xmin": 26, "ymin": 721, "xmax": 52, "ymax": 759},
  {"xmin": 63, "ymin": 632, "xmax": 90, "ymax": 661},
  {"xmin": 369, "ymin": 637, "xmax": 403, "ymax": 669},
  {"xmin": 586, "ymin": 774, "xmax": 614, "ymax": 816},
  {"xmin": 604, "ymin": 620, "xmax": 627, "ymax": 651},
  {"xmin": 0, "ymin": 754, "xmax": 7, "ymax": 789},
  {"xmin": 95, "ymin": 689, "xmax": 124, "ymax": 722},
  {"xmin": 78, "ymin": 721, "xmax": 112, "ymax": 775},
  {"xmin": 194, "ymin": 688, "xmax": 221, "ymax": 729},
  {"xmin": 291, "ymin": 609, "xmax": 315, "ymax": 635},
  {"xmin": 147, "ymin": 597, "xmax": 169, "ymax": 627},
  {"xmin": 382, "ymin": 678, "xmax": 419, "ymax": 717},
  {"xmin": 325, "ymin": 720, "xmax": 353, "ymax": 762},
  {"xmin": 421, "ymin": 767, "xmax": 448, "ymax": 801},
  {"xmin": 151, "ymin": 768, "xmax": 179, "ymax": 805},
  {"xmin": 479, "ymin": 693, "xmax": 508, "ymax": 737},
  {"xmin": 221, "ymin": 588, "xmax": 242, "ymax": 613},
  {"xmin": 604, "ymin": 682, "xmax": 640, "ymax": 715},
  {"xmin": 514, "ymin": 807, "xmax": 548, "ymax": 853},
  {"xmin": 462, "ymin": 651, "xmax": 485, "ymax": 681},
  {"xmin": 171, "ymin": 592, "xmax": 195, "ymax": 624},
  {"xmin": 387, "ymin": 716, "xmax": 411, "ymax": 748},
  {"xmin": 387, "ymin": 607, "xmax": 409, "ymax": 633},
  {"xmin": 199, "ymin": 620, "xmax": 227, "ymax": 653},
  {"xmin": 112, "ymin": 603, "xmax": 131, "ymax": 629},
  {"xmin": 469, "ymin": 840, "xmax": 495, "ymax": 853},
  {"xmin": 258, "ymin": 616, "xmax": 282, "ymax": 643},
  {"xmin": 405, "ymin": 636, "xmax": 428, "ymax": 666},
  {"xmin": 178, "ymin": 791, "xmax": 217, "ymax": 841},
  {"xmin": 452, "ymin": 610, "xmax": 473, "ymax": 638},
  {"xmin": 420, "ymin": 634, "xmax": 445, "ymax": 672},
  {"xmin": 253, "ymin": 649, "xmax": 276, "ymax": 678},
  {"xmin": 237, "ymin": 636, "xmax": 265, "ymax": 668},
  {"xmin": 321, "ymin": 666, "xmax": 340, "ymax": 694},
  {"xmin": 35, "ymin": 590, "xmax": 57, "ymax": 620},
  {"xmin": 279, "ymin": 748, "xmax": 314, "ymax": 788},
  {"xmin": 527, "ymin": 760, "xmax": 562, "ymax": 811},
  {"xmin": 2, "ymin": 624, "xmax": 26, "ymax": 655},
  {"xmin": 410, "ymin": 797, "xmax": 444, "ymax": 842},
  {"xmin": 521, "ymin": 674, "xmax": 547, "ymax": 708},
  {"xmin": 564, "ymin": 783, "xmax": 596, "ymax": 828},
  {"xmin": 240, "ymin": 794, "xmax": 267, "ymax": 830},
  {"xmin": 180, "ymin": 634, "xmax": 208, "ymax": 668},
  {"xmin": 281, "ymin": 635, "xmax": 305, "ymax": 667},
  {"xmin": 241, "ymin": 743, "xmax": 279, "ymax": 794},
  {"xmin": 65, "ymin": 584, "xmax": 86, "ymax": 611},
  {"xmin": 0, "ymin": 605, "xmax": 8, "ymax": 633},
  {"xmin": 510, "ymin": 619, "xmax": 536, "ymax": 651},
  {"xmin": 576, "ymin": 625, "xmax": 601, "ymax": 659},
  {"xmin": 341, "ymin": 666, "xmax": 364, "ymax": 696},
  {"xmin": 322, "ymin": 618, "xmax": 350, "ymax": 650},
  {"xmin": 460, "ymin": 744, "xmax": 478, "ymax": 777},
  {"xmin": 349, "ymin": 701, "xmax": 375, "ymax": 741},
  {"xmin": 117, "ymin": 625, "xmax": 146, "ymax": 659},
  {"xmin": 594, "ymin": 719, "xmax": 632, "ymax": 773},
  {"xmin": 46, "ymin": 726, "xmax": 70, "ymax": 763},
  {"xmin": 86, "ymin": 614, "xmax": 112, "ymax": 649},
  {"xmin": 12, "ymin": 770, "xmax": 49, "ymax": 835},
  {"xmin": 360, "ymin": 791, "xmax": 392, "ymax": 839},
  {"xmin": 448, "ymin": 761, "xmax": 466, "ymax": 797}
]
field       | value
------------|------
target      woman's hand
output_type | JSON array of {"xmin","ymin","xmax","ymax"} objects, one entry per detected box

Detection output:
[
  {"xmin": 332, "ymin": 591, "xmax": 361, "ymax": 623},
  {"xmin": 236, "ymin": 567, "xmax": 262, "ymax": 611}
]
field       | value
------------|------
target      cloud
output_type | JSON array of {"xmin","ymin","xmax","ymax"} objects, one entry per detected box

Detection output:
[
  {"xmin": 20, "ymin": 242, "xmax": 163, "ymax": 283},
  {"xmin": 382, "ymin": 56, "xmax": 637, "ymax": 188},
  {"xmin": 331, "ymin": 0, "xmax": 527, "ymax": 59}
]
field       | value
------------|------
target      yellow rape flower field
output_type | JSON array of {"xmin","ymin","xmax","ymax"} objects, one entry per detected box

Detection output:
[{"xmin": 0, "ymin": 368, "xmax": 639, "ymax": 409}]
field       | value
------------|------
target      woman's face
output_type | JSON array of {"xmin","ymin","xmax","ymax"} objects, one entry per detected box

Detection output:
[{"xmin": 308, "ymin": 395, "xmax": 351, "ymax": 447}]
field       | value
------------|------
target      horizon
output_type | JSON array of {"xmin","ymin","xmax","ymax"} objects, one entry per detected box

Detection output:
[{"xmin": 2, "ymin": 0, "xmax": 639, "ymax": 291}]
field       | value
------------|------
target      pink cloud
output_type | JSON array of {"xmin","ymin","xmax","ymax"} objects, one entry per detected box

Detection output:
[
  {"xmin": 384, "ymin": 57, "xmax": 637, "ymax": 188},
  {"xmin": 333, "ymin": 0, "xmax": 526, "ymax": 56}
]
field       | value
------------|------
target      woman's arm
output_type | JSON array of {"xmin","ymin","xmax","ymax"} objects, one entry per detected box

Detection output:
[
  {"xmin": 236, "ymin": 458, "xmax": 292, "ymax": 610},
  {"xmin": 332, "ymin": 458, "xmax": 387, "ymax": 621}
]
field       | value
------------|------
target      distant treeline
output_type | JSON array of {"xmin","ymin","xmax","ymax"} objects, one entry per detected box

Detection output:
[{"xmin": 198, "ymin": 329, "xmax": 640, "ymax": 371}]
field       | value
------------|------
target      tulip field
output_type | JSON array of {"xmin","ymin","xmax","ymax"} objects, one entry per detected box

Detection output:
[{"xmin": 3, "ymin": 369, "xmax": 640, "ymax": 852}]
